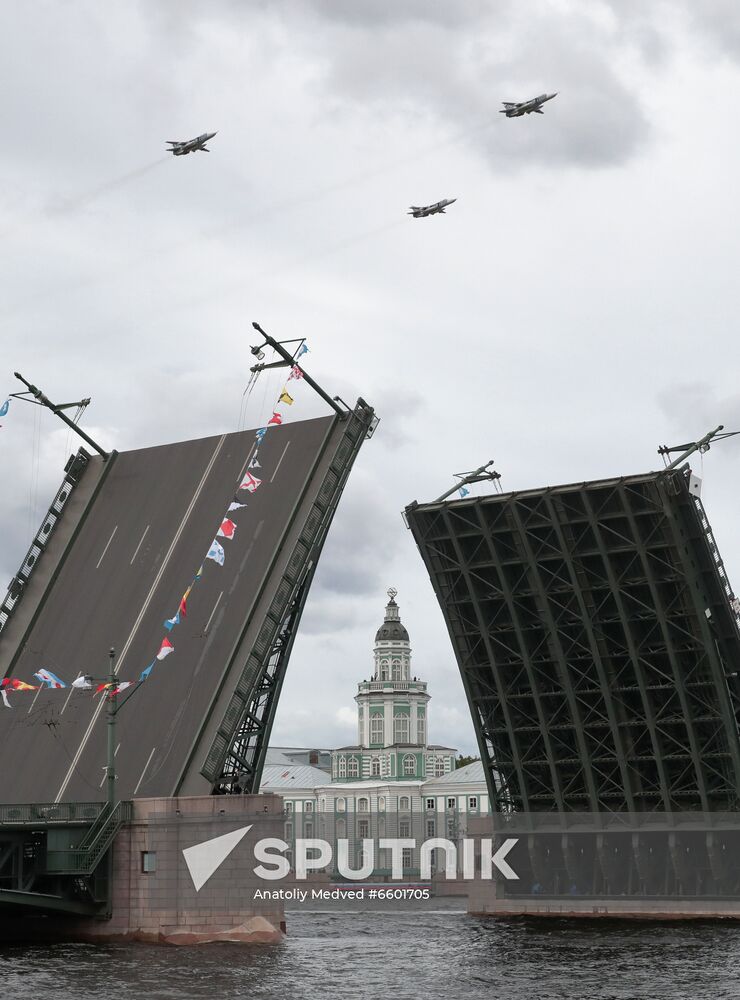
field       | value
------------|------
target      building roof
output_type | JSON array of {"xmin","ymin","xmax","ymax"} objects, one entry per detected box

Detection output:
[
  {"xmin": 424, "ymin": 760, "xmax": 485, "ymax": 785},
  {"xmin": 374, "ymin": 595, "xmax": 409, "ymax": 643},
  {"xmin": 259, "ymin": 763, "xmax": 328, "ymax": 791}
]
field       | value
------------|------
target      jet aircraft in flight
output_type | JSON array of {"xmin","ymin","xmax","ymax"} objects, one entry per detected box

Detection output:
[
  {"xmin": 166, "ymin": 132, "xmax": 218, "ymax": 156},
  {"xmin": 499, "ymin": 93, "xmax": 557, "ymax": 117},
  {"xmin": 408, "ymin": 198, "xmax": 457, "ymax": 218}
]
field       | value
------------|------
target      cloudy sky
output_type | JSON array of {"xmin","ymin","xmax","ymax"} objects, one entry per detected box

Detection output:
[{"xmin": 1, "ymin": 1, "xmax": 739, "ymax": 755}]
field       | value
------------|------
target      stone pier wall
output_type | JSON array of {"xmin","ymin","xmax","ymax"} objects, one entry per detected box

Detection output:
[{"xmin": 76, "ymin": 793, "xmax": 286, "ymax": 944}]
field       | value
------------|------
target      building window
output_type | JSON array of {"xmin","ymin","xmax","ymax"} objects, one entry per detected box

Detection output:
[
  {"xmin": 337, "ymin": 797, "xmax": 346, "ymax": 812},
  {"xmin": 417, "ymin": 715, "xmax": 425, "ymax": 745},
  {"xmin": 141, "ymin": 851, "xmax": 156, "ymax": 874},
  {"xmin": 402, "ymin": 754, "xmax": 416, "ymax": 776},
  {"xmin": 447, "ymin": 818, "xmax": 456, "ymax": 839},
  {"xmin": 399, "ymin": 820, "xmax": 411, "ymax": 838},
  {"xmin": 285, "ymin": 822, "xmax": 293, "ymax": 839},
  {"xmin": 320, "ymin": 797, "xmax": 326, "ymax": 811},
  {"xmin": 336, "ymin": 818, "xmax": 346, "ymax": 838},
  {"xmin": 348, "ymin": 757, "xmax": 359, "ymax": 778},
  {"xmin": 447, "ymin": 797, "xmax": 456, "ymax": 811},
  {"xmin": 468, "ymin": 796, "xmax": 478, "ymax": 811},
  {"xmin": 305, "ymin": 801, "xmax": 314, "ymax": 813},
  {"xmin": 371, "ymin": 757, "xmax": 381, "ymax": 777},
  {"xmin": 370, "ymin": 714, "xmax": 384, "ymax": 744},
  {"xmin": 285, "ymin": 802, "xmax": 293, "ymax": 813},
  {"xmin": 394, "ymin": 714, "xmax": 409, "ymax": 744},
  {"xmin": 380, "ymin": 659, "xmax": 389, "ymax": 680},
  {"xmin": 399, "ymin": 796, "xmax": 410, "ymax": 811},
  {"xmin": 402, "ymin": 848, "xmax": 413, "ymax": 871},
  {"xmin": 426, "ymin": 798, "xmax": 435, "ymax": 811},
  {"xmin": 426, "ymin": 819, "xmax": 436, "ymax": 838},
  {"xmin": 338, "ymin": 756, "xmax": 347, "ymax": 778},
  {"xmin": 358, "ymin": 819, "xmax": 369, "ymax": 838},
  {"xmin": 357, "ymin": 797, "xmax": 369, "ymax": 813},
  {"xmin": 435, "ymin": 759, "xmax": 445, "ymax": 777},
  {"xmin": 378, "ymin": 796, "xmax": 386, "ymax": 812},
  {"xmin": 305, "ymin": 822, "xmax": 313, "ymax": 838},
  {"xmin": 392, "ymin": 659, "xmax": 401, "ymax": 680}
]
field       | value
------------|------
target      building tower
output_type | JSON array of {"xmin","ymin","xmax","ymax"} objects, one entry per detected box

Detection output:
[{"xmin": 331, "ymin": 589, "xmax": 454, "ymax": 781}]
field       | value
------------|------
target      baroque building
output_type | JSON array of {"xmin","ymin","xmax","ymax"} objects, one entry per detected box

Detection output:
[
  {"xmin": 261, "ymin": 591, "xmax": 489, "ymax": 876},
  {"xmin": 332, "ymin": 588, "xmax": 455, "ymax": 782}
]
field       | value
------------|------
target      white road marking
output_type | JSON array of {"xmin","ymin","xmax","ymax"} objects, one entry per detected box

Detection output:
[
  {"xmin": 203, "ymin": 591, "xmax": 223, "ymax": 635},
  {"xmin": 236, "ymin": 443, "xmax": 258, "ymax": 485},
  {"xmin": 60, "ymin": 686, "xmax": 75, "ymax": 715},
  {"xmin": 95, "ymin": 525, "xmax": 118, "ymax": 569},
  {"xmin": 134, "ymin": 746, "xmax": 157, "ymax": 795},
  {"xmin": 55, "ymin": 434, "xmax": 228, "ymax": 803},
  {"xmin": 270, "ymin": 441, "xmax": 290, "ymax": 482},
  {"xmin": 130, "ymin": 524, "xmax": 150, "ymax": 565}
]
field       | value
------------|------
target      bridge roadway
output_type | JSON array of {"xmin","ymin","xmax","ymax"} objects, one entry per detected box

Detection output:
[{"xmin": 0, "ymin": 415, "xmax": 336, "ymax": 804}]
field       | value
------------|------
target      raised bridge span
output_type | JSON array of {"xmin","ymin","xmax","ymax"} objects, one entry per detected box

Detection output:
[{"xmin": 0, "ymin": 401, "xmax": 375, "ymax": 804}]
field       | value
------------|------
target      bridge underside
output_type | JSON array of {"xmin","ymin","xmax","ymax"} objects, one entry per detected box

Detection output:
[{"xmin": 406, "ymin": 467, "xmax": 740, "ymax": 816}]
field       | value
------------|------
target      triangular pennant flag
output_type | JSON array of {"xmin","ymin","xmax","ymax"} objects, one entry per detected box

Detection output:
[
  {"xmin": 96, "ymin": 682, "xmax": 114, "ymax": 694},
  {"xmin": 255, "ymin": 428, "xmax": 267, "ymax": 442},
  {"xmin": 0, "ymin": 399, "xmax": 9, "ymax": 418},
  {"xmin": 72, "ymin": 675, "xmax": 93, "ymax": 690},
  {"xmin": 206, "ymin": 539, "xmax": 225, "ymax": 566},
  {"xmin": 33, "ymin": 668, "xmax": 66, "ymax": 689},
  {"xmin": 268, "ymin": 412, "xmax": 282, "ymax": 426},
  {"xmin": 182, "ymin": 825, "xmax": 253, "ymax": 892},
  {"xmin": 1, "ymin": 691, "xmax": 10, "ymax": 708},
  {"xmin": 279, "ymin": 389, "xmax": 294, "ymax": 406},
  {"xmin": 157, "ymin": 637, "xmax": 175, "ymax": 660},
  {"xmin": 110, "ymin": 682, "xmax": 134, "ymax": 696},
  {"xmin": 288, "ymin": 365, "xmax": 303, "ymax": 381},
  {"xmin": 140, "ymin": 662, "xmax": 155, "ymax": 681},
  {"xmin": 194, "ymin": 565, "xmax": 204, "ymax": 582},
  {"xmin": 238, "ymin": 472, "xmax": 262, "ymax": 493},
  {"xmin": 2, "ymin": 679, "xmax": 37, "ymax": 691},
  {"xmin": 228, "ymin": 500, "xmax": 247, "ymax": 512},
  {"xmin": 217, "ymin": 518, "xmax": 236, "ymax": 540},
  {"xmin": 458, "ymin": 486, "xmax": 470, "ymax": 498},
  {"xmin": 164, "ymin": 610, "xmax": 180, "ymax": 631},
  {"xmin": 248, "ymin": 458, "xmax": 261, "ymax": 469},
  {"xmin": 296, "ymin": 343, "xmax": 309, "ymax": 359}
]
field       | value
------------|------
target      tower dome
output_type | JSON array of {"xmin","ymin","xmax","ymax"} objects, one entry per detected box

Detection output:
[{"xmin": 375, "ymin": 587, "xmax": 409, "ymax": 642}]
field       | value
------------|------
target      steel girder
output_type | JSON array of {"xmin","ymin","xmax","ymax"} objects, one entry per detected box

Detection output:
[{"xmin": 406, "ymin": 468, "xmax": 740, "ymax": 814}]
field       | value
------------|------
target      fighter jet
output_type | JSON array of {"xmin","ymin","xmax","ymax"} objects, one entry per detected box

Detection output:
[
  {"xmin": 499, "ymin": 93, "xmax": 557, "ymax": 117},
  {"xmin": 408, "ymin": 198, "xmax": 457, "ymax": 218},
  {"xmin": 166, "ymin": 132, "xmax": 218, "ymax": 156}
]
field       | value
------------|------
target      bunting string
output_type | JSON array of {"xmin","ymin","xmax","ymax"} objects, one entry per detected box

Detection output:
[{"xmin": 2, "ymin": 342, "xmax": 310, "ymax": 705}]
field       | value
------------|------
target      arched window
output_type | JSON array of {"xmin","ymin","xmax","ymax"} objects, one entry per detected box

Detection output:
[
  {"xmin": 357, "ymin": 797, "xmax": 369, "ymax": 813},
  {"xmin": 337, "ymin": 797, "xmax": 346, "ymax": 812},
  {"xmin": 399, "ymin": 795, "xmax": 410, "ymax": 812},
  {"xmin": 394, "ymin": 713, "xmax": 409, "ymax": 744},
  {"xmin": 403, "ymin": 754, "xmax": 416, "ymax": 776},
  {"xmin": 380, "ymin": 659, "xmax": 389, "ymax": 680},
  {"xmin": 370, "ymin": 713, "xmax": 384, "ymax": 745},
  {"xmin": 348, "ymin": 757, "xmax": 359, "ymax": 778},
  {"xmin": 371, "ymin": 756, "xmax": 381, "ymax": 777},
  {"xmin": 336, "ymin": 817, "xmax": 346, "ymax": 838},
  {"xmin": 416, "ymin": 714, "xmax": 426, "ymax": 745},
  {"xmin": 378, "ymin": 796, "xmax": 385, "ymax": 812},
  {"xmin": 392, "ymin": 658, "xmax": 401, "ymax": 680},
  {"xmin": 319, "ymin": 797, "xmax": 326, "ymax": 811},
  {"xmin": 338, "ymin": 755, "xmax": 347, "ymax": 778}
]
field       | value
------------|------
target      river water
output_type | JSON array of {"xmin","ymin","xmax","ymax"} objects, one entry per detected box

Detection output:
[{"xmin": 2, "ymin": 907, "xmax": 740, "ymax": 1000}]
